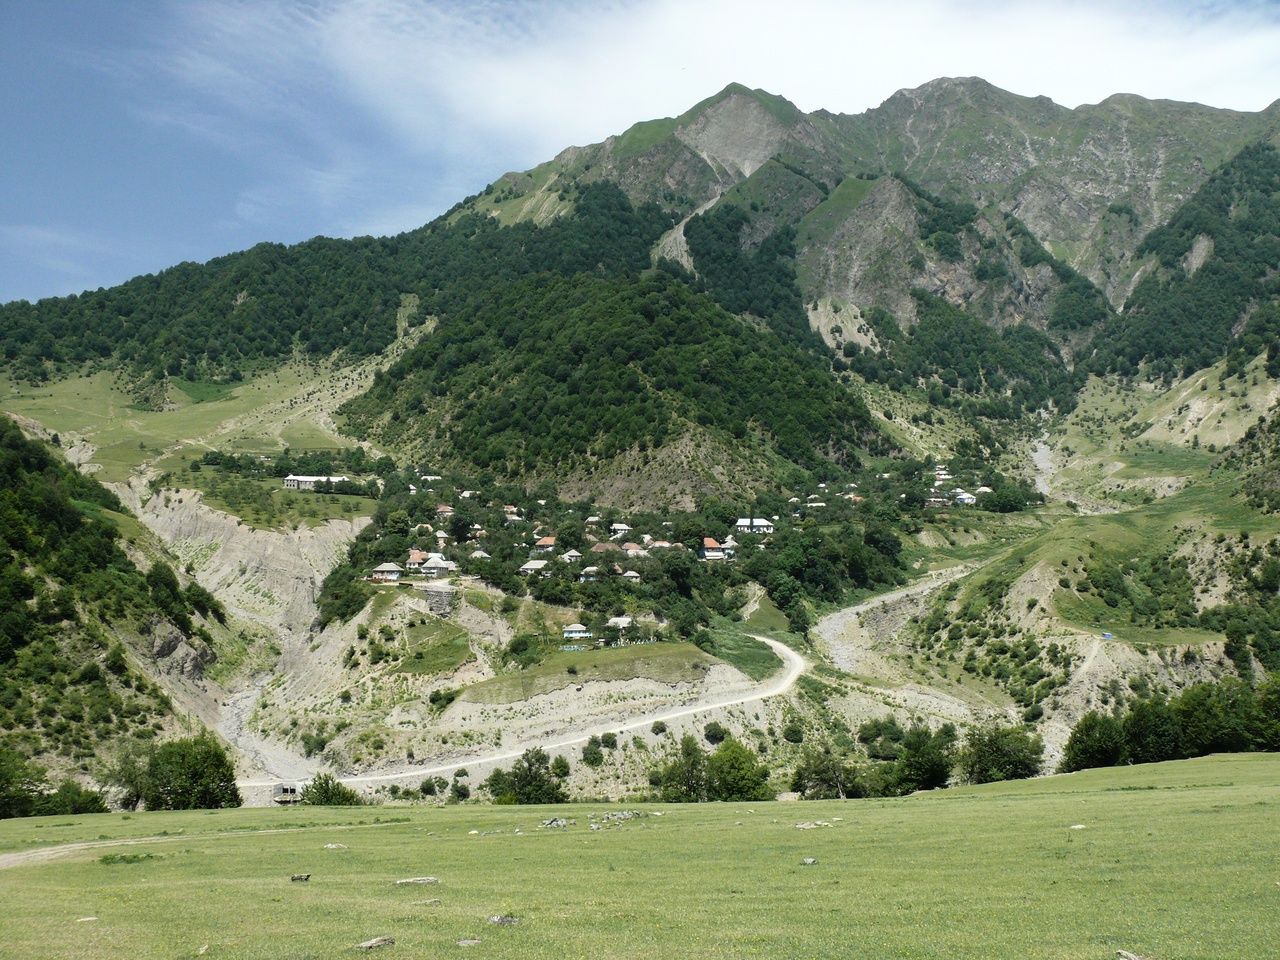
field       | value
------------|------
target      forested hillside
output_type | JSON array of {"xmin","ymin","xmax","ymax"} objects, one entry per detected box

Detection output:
[
  {"xmin": 342, "ymin": 271, "xmax": 878, "ymax": 477},
  {"xmin": 1088, "ymin": 142, "xmax": 1280, "ymax": 378},
  {"xmin": 0, "ymin": 415, "xmax": 218, "ymax": 771},
  {"xmin": 0, "ymin": 183, "xmax": 672, "ymax": 386}
]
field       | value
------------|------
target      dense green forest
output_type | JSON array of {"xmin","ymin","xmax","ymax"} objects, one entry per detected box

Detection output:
[
  {"xmin": 0, "ymin": 183, "xmax": 672, "ymax": 384},
  {"xmin": 1090, "ymin": 142, "xmax": 1280, "ymax": 378},
  {"xmin": 0, "ymin": 415, "xmax": 214, "ymax": 769},
  {"xmin": 342, "ymin": 271, "xmax": 880, "ymax": 476},
  {"xmin": 840, "ymin": 292, "xmax": 1080, "ymax": 416},
  {"xmin": 682, "ymin": 203, "xmax": 820, "ymax": 349}
]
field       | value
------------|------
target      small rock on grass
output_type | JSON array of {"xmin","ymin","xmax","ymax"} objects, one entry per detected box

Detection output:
[
  {"xmin": 324, "ymin": 843, "xmax": 348, "ymax": 849},
  {"xmin": 801, "ymin": 858, "xmax": 817, "ymax": 865},
  {"xmin": 395, "ymin": 876, "xmax": 439, "ymax": 885},
  {"xmin": 457, "ymin": 939, "xmax": 482, "ymax": 947},
  {"xmin": 488, "ymin": 915, "xmax": 520, "ymax": 925},
  {"xmin": 357, "ymin": 936, "xmax": 395, "ymax": 949}
]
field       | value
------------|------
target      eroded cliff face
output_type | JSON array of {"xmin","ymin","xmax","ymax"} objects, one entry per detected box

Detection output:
[
  {"xmin": 118, "ymin": 478, "xmax": 369, "ymax": 643},
  {"xmin": 796, "ymin": 176, "xmax": 1063, "ymax": 328}
]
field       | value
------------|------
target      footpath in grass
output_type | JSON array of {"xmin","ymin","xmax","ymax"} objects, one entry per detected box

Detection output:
[{"xmin": 1, "ymin": 754, "xmax": 1276, "ymax": 959}]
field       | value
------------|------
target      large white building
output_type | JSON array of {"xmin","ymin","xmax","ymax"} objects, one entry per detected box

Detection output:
[{"xmin": 283, "ymin": 474, "xmax": 351, "ymax": 491}]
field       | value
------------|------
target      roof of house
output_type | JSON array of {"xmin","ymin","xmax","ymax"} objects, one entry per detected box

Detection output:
[
  {"xmin": 520, "ymin": 559, "xmax": 548, "ymax": 572},
  {"xmin": 372, "ymin": 562, "xmax": 404, "ymax": 573},
  {"xmin": 535, "ymin": 535, "xmax": 556, "ymax": 547},
  {"xmin": 703, "ymin": 538, "xmax": 721, "ymax": 549}
]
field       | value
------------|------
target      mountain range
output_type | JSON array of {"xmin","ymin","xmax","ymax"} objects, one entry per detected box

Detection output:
[
  {"xmin": 5, "ymin": 77, "xmax": 1280, "ymax": 501},
  {"xmin": 4, "ymin": 77, "xmax": 1280, "ymax": 798}
]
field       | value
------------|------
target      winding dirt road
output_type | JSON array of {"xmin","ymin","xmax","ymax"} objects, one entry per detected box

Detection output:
[{"xmin": 237, "ymin": 636, "xmax": 806, "ymax": 799}]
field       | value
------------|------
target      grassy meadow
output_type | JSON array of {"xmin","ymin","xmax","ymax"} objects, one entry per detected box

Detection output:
[
  {"xmin": 0, "ymin": 359, "xmax": 362, "ymax": 486},
  {"xmin": 1, "ymin": 754, "xmax": 1276, "ymax": 959}
]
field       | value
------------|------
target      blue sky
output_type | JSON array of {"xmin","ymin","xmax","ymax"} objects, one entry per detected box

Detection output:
[{"xmin": 3, "ymin": 0, "xmax": 1280, "ymax": 304}]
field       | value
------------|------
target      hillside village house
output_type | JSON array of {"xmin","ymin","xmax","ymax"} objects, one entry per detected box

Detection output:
[
  {"xmin": 371, "ymin": 562, "xmax": 404, "ymax": 582},
  {"xmin": 701, "ymin": 538, "xmax": 726, "ymax": 561},
  {"xmin": 735, "ymin": 518, "xmax": 775, "ymax": 534},
  {"xmin": 283, "ymin": 474, "xmax": 350, "ymax": 491},
  {"xmin": 520, "ymin": 559, "xmax": 551, "ymax": 577},
  {"xmin": 562, "ymin": 623, "xmax": 593, "ymax": 641}
]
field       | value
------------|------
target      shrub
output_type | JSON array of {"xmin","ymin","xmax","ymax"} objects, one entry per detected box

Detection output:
[
  {"xmin": 143, "ymin": 734, "xmax": 242, "ymax": 810},
  {"xmin": 300, "ymin": 773, "xmax": 365, "ymax": 806},
  {"xmin": 706, "ymin": 738, "xmax": 774, "ymax": 801},
  {"xmin": 600, "ymin": 732, "xmax": 618, "ymax": 749},
  {"xmin": 958, "ymin": 723, "xmax": 1043, "ymax": 784},
  {"xmin": 1123, "ymin": 697, "xmax": 1183, "ymax": 764},
  {"xmin": 35, "ymin": 779, "xmax": 108, "ymax": 815},
  {"xmin": 651, "ymin": 721, "xmax": 668, "ymax": 735},
  {"xmin": 782, "ymin": 722, "xmax": 804, "ymax": 744},
  {"xmin": 482, "ymin": 748, "xmax": 568, "ymax": 804},
  {"xmin": 1058, "ymin": 711, "xmax": 1125, "ymax": 773},
  {"xmin": 703, "ymin": 721, "xmax": 727, "ymax": 745},
  {"xmin": 582, "ymin": 736, "xmax": 604, "ymax": 767}
]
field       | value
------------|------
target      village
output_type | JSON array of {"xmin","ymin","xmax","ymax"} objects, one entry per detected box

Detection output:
[{"xmin": 282, "ymin": 460, "xmax": 1000, "ymax": 654}]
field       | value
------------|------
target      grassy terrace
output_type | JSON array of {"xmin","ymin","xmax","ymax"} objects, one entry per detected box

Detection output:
[{"xmin": 1, "ymin": 754, "xmax": 1276, "ymax": 959}]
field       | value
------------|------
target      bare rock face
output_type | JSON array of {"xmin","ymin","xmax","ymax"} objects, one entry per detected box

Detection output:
[
  {"xmin": 125, "ymin": 480, "xmax": 369, "ymax": 642},
  {"xmin": 800, "ymin": 176, "xmax": 923, "ymax": 322},
  {"xmin": 675, "ymin": 90, "xmax": 798, "ymax": 181},
  {"xmin": 147, "ymin": 618, "xmax": 216, "ymax": 680}
]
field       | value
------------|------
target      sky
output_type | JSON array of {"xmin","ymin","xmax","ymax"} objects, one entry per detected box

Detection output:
[{"xmin": 3, "ymin": 0, "xmax": 1280, "ymax": 305}]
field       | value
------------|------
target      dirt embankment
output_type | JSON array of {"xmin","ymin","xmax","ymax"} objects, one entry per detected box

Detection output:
[
  {"xmin": 119, "ymin": 479, "xmax": 367, "ymax": 640},
  {"xmin": 113, "ymin": 478, "xmax": 370, "ymax": 781}
]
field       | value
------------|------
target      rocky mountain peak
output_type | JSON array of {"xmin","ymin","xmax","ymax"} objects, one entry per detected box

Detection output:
[{"xmin": 675, "ymin": 85, "xmax": 805, "ymax": 180}]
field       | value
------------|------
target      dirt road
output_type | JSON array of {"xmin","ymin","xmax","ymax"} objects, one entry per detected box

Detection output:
[{"xmin": 237, "ymin": 636, "xmax": 806, "ymax": 800}]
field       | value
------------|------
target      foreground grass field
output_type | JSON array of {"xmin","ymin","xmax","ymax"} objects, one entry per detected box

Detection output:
[{"xmin": 1, "ymin": 754, "xmax": 1276, "ymax": 959}]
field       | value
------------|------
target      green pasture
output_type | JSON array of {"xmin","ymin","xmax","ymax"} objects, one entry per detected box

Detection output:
[
  {"xmin": 1, "ymin": 754, "xmax": 1276, "ymax": 959},
  {"xmin": 183, "ymin": 473, "xmax": 374, "ymax": 530},
  {"xmin": 699, "ymin": 628, "xmax": 784, "ymax": 680},
  {"xmin": 392, "ymin": 619, "xmax": 475, "ymax": 676},
  {"xmin": 461, "ymin": 643, "xmax": 718, "ymax": 705},
  {"xmin": 742, "ymin": 593, "xmax": 792, "ymax": 637},
  {"xmin": 0, "ymin": 363, "xmax": 355, "ymax": 485}
]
